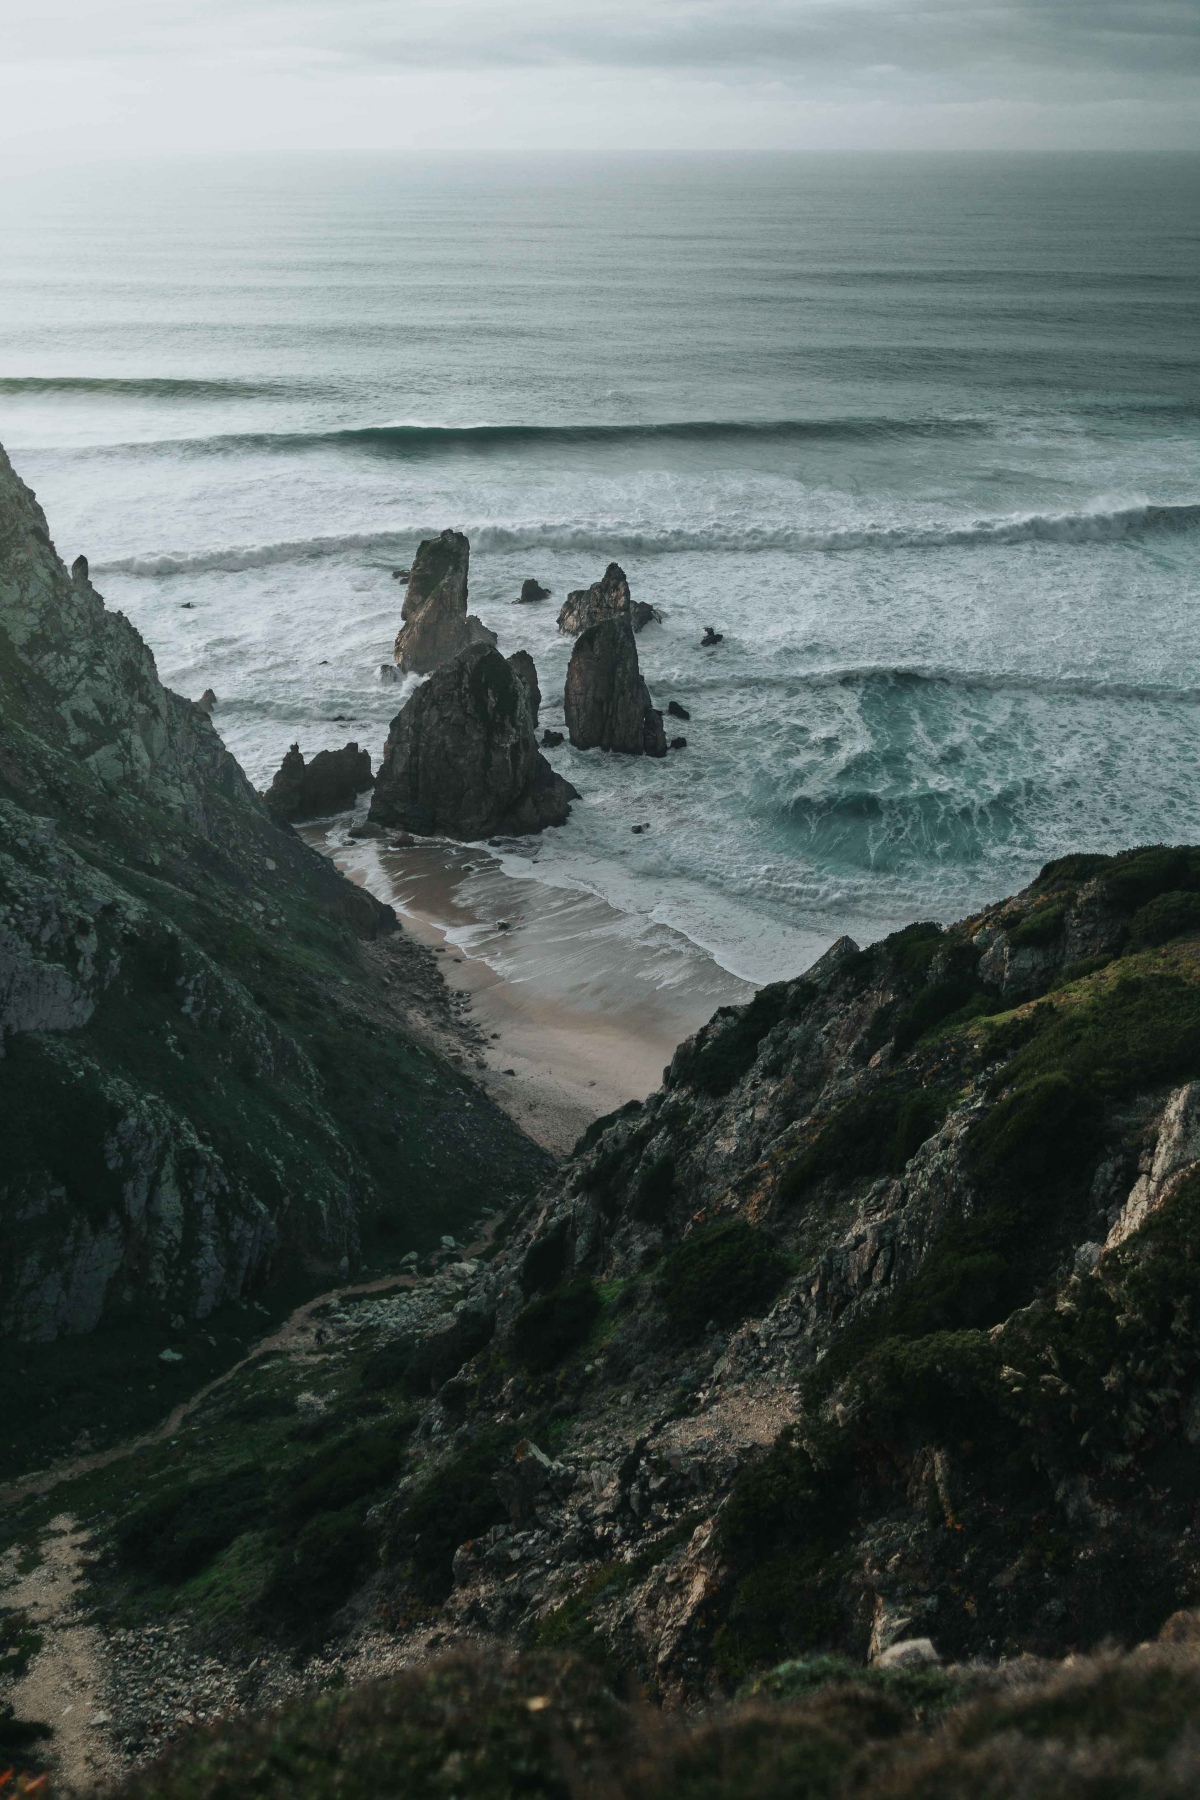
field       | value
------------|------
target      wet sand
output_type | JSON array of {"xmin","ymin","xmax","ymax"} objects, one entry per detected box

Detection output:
[{"xmin": 305, "ymin": 825, "xmax": 757, "ymax": 1155}]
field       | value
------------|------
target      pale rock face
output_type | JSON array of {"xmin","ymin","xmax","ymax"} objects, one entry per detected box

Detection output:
[
  {"xmin": 1104, "ymin": 1081, "xmax": 1200, "ymax": 1251},
  {"xmin": 556, "ymin": 562, "xmax": 660, "ymax": 636},
  {"xmin": 393, "ymin": 529, "xmax": 497, "ymax": 674},
  {"xmin": 0, "ymin": 439, "xmax": 382, "ymax": 1341}
]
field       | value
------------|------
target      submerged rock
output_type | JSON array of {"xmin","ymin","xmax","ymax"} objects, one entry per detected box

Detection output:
[
  {"xmin": 541, "ymin": 729, "xmax": 564, "ymax": 748},
  {"xmin": 557, "ymin": 562, "xmax": 660, "ymax": 636},
  {"xmin": 264, "ymin": 741, "xmax": 374, "ymax": 822},
  {"xmin": 370, "ymin": 643, "xmax": 577, "ymax": 839},
  {"xmin": 701, "ymin": 626, "xmax": 723, "ymax": 646},
  {"xmin": 506, "ymin": 649, "xmax": 541, "ymax": 726},
  {"xmin": 667, "ymin": 700, "xmax": 690, "ymax": 721},
  {"xmin": 564, "ymin": 615, "xmax": 667, "ymax": 757},
  {"xmin": 518, "ymin": 578, "xmax": 551, "ymax": 603},
  {"xmin": 392, "ymin": 529, "xmax": 497, "ymax": 675}
]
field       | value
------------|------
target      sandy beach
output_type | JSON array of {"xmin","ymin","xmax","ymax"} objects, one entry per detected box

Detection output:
[{"xmin": 305, "ymin": 822, "xmax": 759, "ymax": 1155}]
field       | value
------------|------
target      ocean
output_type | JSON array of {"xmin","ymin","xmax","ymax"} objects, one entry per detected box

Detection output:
[{"xmin": 2, "ymin": 152, "xmax": 1198, "ymax": 984}]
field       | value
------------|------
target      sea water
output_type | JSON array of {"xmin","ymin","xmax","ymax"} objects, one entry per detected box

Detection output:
[{"xmin": 2, "ymin": 152, "xmax": 1198, "ymax": 983}]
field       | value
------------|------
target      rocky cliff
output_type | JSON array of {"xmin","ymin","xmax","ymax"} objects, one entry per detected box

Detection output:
[
  {"xmin": 0, "ymin": 443, "xmax": 547, "ymax": 1377},
  {"xmin": 63, "ymin": 842, "xmax": 1200, "ymax": 1733},
  {"xmin": 369, "ymin": 644, "xmax": 576, "ymax": 839},
  {"xmin": 393, "ymin": 530, "xmax": 497, "ymax": 675}
]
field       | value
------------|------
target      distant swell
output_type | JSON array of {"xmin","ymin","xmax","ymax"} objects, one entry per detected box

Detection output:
[
  {"xmin": 0, "ymin": 376, "xmax": 294, "ymax": 398},
  {"xmin": 85, "ymin": 416, "xmax": 993, "ymax": 457},
  {"xmin": 95, "ymin": 501, "xmax": 1200, "ymax": 577}
]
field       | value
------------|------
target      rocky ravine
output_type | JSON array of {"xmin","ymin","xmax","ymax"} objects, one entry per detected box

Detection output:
[
  {"xmin": 19, "ymin": 840, "xmax": 1200, "ymax": 1788},
  {"xmin": 0, "ymin": 438, "xmax": 549, "ymax": 1469}
]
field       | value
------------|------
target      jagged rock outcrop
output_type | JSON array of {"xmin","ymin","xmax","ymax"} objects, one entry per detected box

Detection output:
[
  {"xmin": 518, "ymin": 578, "xmax": 550, "ymax": 603},
  {"xmin": 0, "ymin": 441, "xmax": 547, "ymax": 1358},
  {"xmin": 264, "ymin": 741, "xmax": 373, "ymax": 822},
  {"xmin": 369, "ymin": 643, "xmax": 577, "ymax": 840},
  {"xmin": 221, "ymin": 842, "xmax": 1200, "ymax": 1703},
  {"xmin": 557, "ymin": 563, "xmax": 660, "ymax": 636},
  {"xmin": 564, "ymin": 616, "xmax": 667, "ymax": 756},
  {"xmin": 393, "ymin": 530, "xmax": 497, "ymax": 674},
  {"xmin": 507, "ymin": 650, "xmax": 541, "ymax": 727}
]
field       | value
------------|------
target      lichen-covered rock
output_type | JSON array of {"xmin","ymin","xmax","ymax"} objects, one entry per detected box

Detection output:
[
  {"xmin": 264, "ymin": 741, "xmax": 373, "ymax": 822},
  {"xmin": 287, "ymin": 842, "xmax": 1200, "ymax": 1699},
  {"xmin": 0, "ymin": 441, "xmax": 548, "ymax": 1354},
  {"xmin": 369, "ymin": 643, "xmax": 577, "ymax": 840},
  {"xmin": 393, "ymin": 529, "xmax": 497, "ymax": 674},
  {"xmin": 564, "ymin": 616, "xmax": 667, "ymax": 756},
  {"xmin": 557, "ymin": 562, "xmax": 660, "ymax": 636}
]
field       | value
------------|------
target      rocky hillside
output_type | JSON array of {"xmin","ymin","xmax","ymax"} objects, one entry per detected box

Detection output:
[
  {"xmin": 0, "ymin": 441, "xmax": 549, "ymax": 1471},
  {"xmin": 31, "ymin": 838, "xmax": 1200, "ymax": 1778}
]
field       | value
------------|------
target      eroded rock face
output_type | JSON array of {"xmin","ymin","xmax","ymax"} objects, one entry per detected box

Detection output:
[
  {"xmin": 564, "ymin": 615, "xmax": 667, "ymax": 756},
  {"xmin": 264, "ymin": 742, "xmax": 373, "ymax": 822},
  {"xmin": 0, "ymin": 439, "xmax": 546, "ymax": 1350},
  {"xmin": 393, "ymin": 530, "xmax": 497, "ymax": 674},
  {"xmin": 369, "ymin": 643, "xmax": 577, "ymax": 839},
  {"xmin": 506, "ymin": 650, "xmax": 541, "ymax": 727},
  {"xmin": 557, "ymin": 562, "xmax": 659, "ymax": 636}
]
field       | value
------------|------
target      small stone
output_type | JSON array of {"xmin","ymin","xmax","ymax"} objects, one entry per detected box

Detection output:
[
  {"xmin": 701, "ymin": 626, "xmax": 723, "ymax": 646},
  {"xmin": 667, "ymin": 700, "xmax": 690, "ymax": 720},
  {"xmin": 873, "ymin": 1638, "xmax": 940, "ymax": 1670},
  {"xmin": 670, "ymin": 736, "xmax": 687, "ymax": 750}
]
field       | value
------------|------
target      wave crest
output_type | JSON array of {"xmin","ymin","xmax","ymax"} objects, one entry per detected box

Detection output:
[{"xmin": 94, "ymin": 500, "xmax": 1200, "ymax": 578}]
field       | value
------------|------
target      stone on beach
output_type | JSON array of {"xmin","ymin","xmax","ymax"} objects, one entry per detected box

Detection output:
[
  {"xmin": 369, "ymin": 642, "xmax": 577, "ymax": 839},
  {"xmin": 392, "ymin": 529, "xmax": 497, "ymax": 674},
  {"xmin": 564, "ymin": 614, "xmax": 667, "ymax": 757},
  {"xmin": 556, "ymin": 561, "xmax": 660, "ymax": 636},
  {"xmin": 264, "ymin": 741, "xmax": 374, "ymax": 823}
]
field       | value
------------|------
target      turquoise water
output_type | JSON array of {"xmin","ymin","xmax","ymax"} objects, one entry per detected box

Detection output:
[{"xmin": 2, "ymin": 153, "xmax": 1198, "ymax": 979}]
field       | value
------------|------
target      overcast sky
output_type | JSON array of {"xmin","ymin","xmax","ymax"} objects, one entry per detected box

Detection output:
[{"xmin": 3, "ymin": 0, "xmax": 1198, "ymax": 162}]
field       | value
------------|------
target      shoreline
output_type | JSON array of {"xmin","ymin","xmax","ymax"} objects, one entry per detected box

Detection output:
[{"xmin": 304, "ymin": 822, "xmax": 759, "ymax": 1155}]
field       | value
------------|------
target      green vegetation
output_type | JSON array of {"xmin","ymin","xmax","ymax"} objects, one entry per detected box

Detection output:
[
  {"xmin": 109, "ymin": 1634, "xmax": 1200, "ymax": 1800},
  {"xmin": 673, "ymin": 982, "xmax": 793, "ymax": 1097},
  {"xmin": 656, "ymin": 1219, "xmax": 789, "ymax": 1341},
  {"xmin": 780, "ymin": 1085, "xmax": 952, "ymax": 1205},
  {"xmin": 512, "ymin": 1280, "xmax": 601, "ymax": 1372},
  {"xmin": 387, "ymin": 1427, "xmax": 517, "ymax": 1599},
  {"xmin": 1128, "ymin": 889, "xmax": 1200, "ymax": 949}
]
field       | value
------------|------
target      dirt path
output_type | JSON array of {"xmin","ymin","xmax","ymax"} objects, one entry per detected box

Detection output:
[
  {"xmin": 2, "ymin": 1517, "xmax": 119, "ymax": 1795},
  {"xmin": 0, "ymin": 1257, "xmax": 491, "ymax": 1511}
]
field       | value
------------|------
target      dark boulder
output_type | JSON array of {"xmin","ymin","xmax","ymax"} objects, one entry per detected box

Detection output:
[
  {"xmin": 667, "ymin": 700, "xmax": 690, "ymax": 721},
  {"xmin": 557, "ymin": 562, "xmax": 660, "ymax": 636},
  {"xmin": 518, "ymin": 578, "xmax": 551, "ymax": 603},
  {"xmin": 507, "ymin": 650, "xmax": 541, "ymax": 726},
  {"xmin": 369, "ymin": 643, "xmax": 577, "ymax": 840},
  {"xmin": 564, "ymin": 615, "xmax": 667, "ymax": 758},
  {"xmin": 71, "ymin": 554, "xmax": 89, "ymax": 585},
  {"xmin": 196, "ymin": 689, "xmax": 217, "ymax": 715},
  {"xmin": 701, "ymin": 626, "xmax": 723, "ymax": 646},
  {"xmin": 392, "ymin": 529, "xmax": 497, "ymax": 674},
  {"xmin": 264, "ymin": 742, "xmax": 374, "ymax": 823},
  {"xmin": 541, "ymin": 729, "xmax": 564, "ymax": 749},
  {"xmin": 670, "ymin": 736, "xmax": 687, "ymax": 750}
]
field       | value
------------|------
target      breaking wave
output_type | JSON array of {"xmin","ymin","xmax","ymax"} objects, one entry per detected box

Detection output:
[{"xmin": 95, "ymin": 501, "xmax": 1200, "ymax": 577}]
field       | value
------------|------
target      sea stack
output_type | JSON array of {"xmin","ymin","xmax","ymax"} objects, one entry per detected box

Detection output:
[
  {"xmin": 556, "ymin": 562, "xmax": 660, "ymax": 636},
  {"xmin": 369, "ymin": 643, "xmax": 577, "ymax": 839},
  {"xmin": 392, "ymin": 529, "xmax": 497, "ymax": 675},
  {"xmin": 264, "ymin": 742, "xmax": 374, "ymax": 822},
  {"xmin": 507, "ymin": 649, "xmax": 541, "ymax": 726},
  {"xmin": 564, "ymin": 614, "xmax": 667, "ymax": 756}
]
